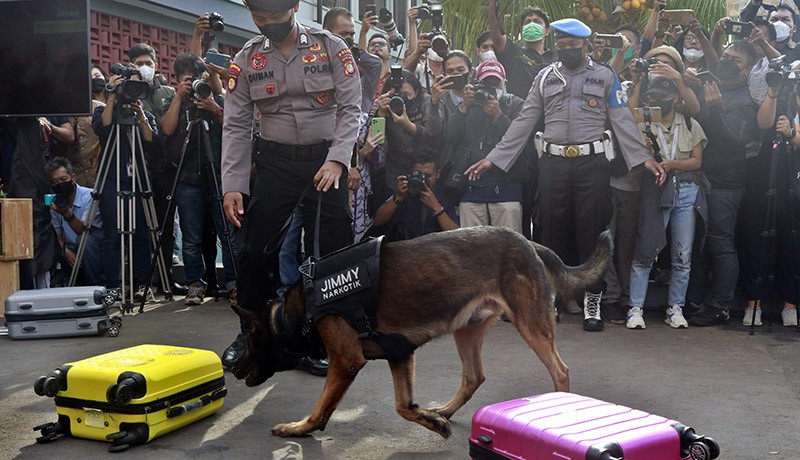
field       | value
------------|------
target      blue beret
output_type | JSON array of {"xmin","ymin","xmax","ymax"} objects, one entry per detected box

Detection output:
[
  {"xmin": 244, "ymin": 0, "xmax": 298, "ymax": 12},
  {"xmin": 551, "ymin": 18, "xmax": 592, "ymax": 39}
]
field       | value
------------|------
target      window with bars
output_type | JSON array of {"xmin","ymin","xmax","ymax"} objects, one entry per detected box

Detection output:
[{"xmin": 90, "ymin": 11, "xmax": 240, "ymax": 86}]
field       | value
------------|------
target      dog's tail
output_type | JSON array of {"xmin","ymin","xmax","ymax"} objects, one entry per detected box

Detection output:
[{"xmin": 532, "ymin": 230, "xmax": 613, "ymax": 301}]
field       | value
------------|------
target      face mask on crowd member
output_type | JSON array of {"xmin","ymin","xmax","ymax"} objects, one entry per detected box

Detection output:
[
  {"xmin": 400, "ymin": 81, "xmax": 418, "ymax": 104},
  {"xmin": 643, "ymin": 78, "xmax": 677, "ymax": 116},
  {"xmin": 476, "ymin": 34, "xmax": 497, "ymax": 62},
  {"xmin": 769, "ymin": 7, "xmax": 796, "ymax": 43},
  {"xmin": 131, "ymin": 52, "xmax": 157, "ymax": 83},
  {"xmin": 715, "ymin": 43, "xmax": 755, "ymax": 85},
  {"xmin": 683, "ymin": 48, "xmax": 704, "ymax": 63},
  {"xmin": 773, "ymin": 20, "xmax": 791, "ymax": 44},
  {"xmin": 522, "ymin": 22, "xmax": 545, "ymax": 44},
  {"xmin": 443, "ymin": 53, "xmax": 474, "ymax": 93}
]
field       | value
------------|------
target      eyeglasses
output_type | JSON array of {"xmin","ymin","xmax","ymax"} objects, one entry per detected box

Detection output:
[{"xmin": 369, "ymin": 42, "xmax": 388, "ymax": 48}]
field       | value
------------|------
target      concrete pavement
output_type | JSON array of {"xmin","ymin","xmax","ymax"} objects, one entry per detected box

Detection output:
[{"xmin": 2, "ymin": 295, "xmax": 799, "ymax": 459}]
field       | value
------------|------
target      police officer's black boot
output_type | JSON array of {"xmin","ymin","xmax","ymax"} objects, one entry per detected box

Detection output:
[
  {"xmin": 583, "ymin": 291, "xmax": 604, "ymax": 332},
  {"xmin": 297, "ymin": 357, "xmax": 328, "ymax": 377},
  {"xmin": 222, "ymin": 333, "xmax": 246, "ymax": 371}
]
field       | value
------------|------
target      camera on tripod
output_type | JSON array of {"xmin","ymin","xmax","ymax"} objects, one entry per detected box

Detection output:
[
  {"xmin": 379, "ymin": 8, "xmax": 405, "ymax": 48},
  {"xmin": 109, "ymin": 63, "xmax": 150, "ymax": 104},
  {"xmin": 389, "ymin": 65, "xmax": 406, "ymax": 115},
  {"xmin": 765, "ymin": 55, "xmax": 800, "ymax": 92},
  {"xmin": 407, "ymin": 170, "xmax": 430, "ymax": 196}
]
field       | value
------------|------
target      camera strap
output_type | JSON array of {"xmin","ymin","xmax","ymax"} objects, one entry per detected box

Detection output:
[{"xmin": 655, "ymin": 124, "xmax": 679, "ymax": 162}]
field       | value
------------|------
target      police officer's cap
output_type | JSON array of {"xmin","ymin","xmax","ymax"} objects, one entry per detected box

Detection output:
[
  {"xmin": 551, "ymin": 19, "xmax": 592, "ymax": 39},
  {"xmin": 243, "ymin": 0, "xmax": 299, "ymax": 12}
]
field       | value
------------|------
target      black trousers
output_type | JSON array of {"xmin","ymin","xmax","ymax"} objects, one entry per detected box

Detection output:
[
  {"xmin": 536, "ymin": 154, "xmax": 613, "ymax": 293},
  {"xmin": 236, "ymin": 151, "xmax": 353, "ymax": 312}
]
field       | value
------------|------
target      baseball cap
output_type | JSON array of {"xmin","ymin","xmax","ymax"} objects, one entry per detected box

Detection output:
[{"xmin": 475, "ymin": 60, "xmax": 506, "ymax": 81}]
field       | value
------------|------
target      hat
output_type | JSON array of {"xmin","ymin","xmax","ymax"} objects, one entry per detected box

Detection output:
[
  {"xmin": 644, "ymin": 78, "xmax": 678, "ymax": 97},
  {"xmin": 551, "ymin": 18, "xmax": 592, "ymax": 39},
  {"xmin": 243, "ymin": 0, "xmax": 298, "ymax": 12},
  {"xmin": 644, "ymin": 45, "xmax": 685, "ymax": 74},
  {"xmin": 476, "ymin": 60, "xmax": 506, "ymax": 81}
]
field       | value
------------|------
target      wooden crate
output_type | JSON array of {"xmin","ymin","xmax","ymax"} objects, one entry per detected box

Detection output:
[
  {"xmin": 0, "ymin": 198, "xmax": 33, "ymax": 261},
  {"xmin": 0, "ymin": 260, "xmax": 20, "ymax": 317}
]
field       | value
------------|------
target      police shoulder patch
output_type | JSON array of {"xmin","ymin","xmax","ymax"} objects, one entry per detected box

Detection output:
[
  {"xmin": 228, "ymin": 76, "xmax": 238, "ymax": 92},
  {"xmin": 607, "ymin": 73, "xmax": 625, "ymax": 109},
  {"xmin": 337, "ymin": 48, "xmax": 356, "ymax": 77}
]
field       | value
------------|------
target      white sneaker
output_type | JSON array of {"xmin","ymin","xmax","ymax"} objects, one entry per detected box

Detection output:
[
  {"xmin": 782, "ymin": 308, "xmax": 798, "ymax": 327},
  {"xmin": 665, "ymin": 305, "xmax": 688, "ymax": 329},
  {"xmin": 742, "ymin": 306, "xmax": 762, "ymax": 327},
  {"xmin": 626, "ymin": 307, "xmax": 646, "ymax": 329}
]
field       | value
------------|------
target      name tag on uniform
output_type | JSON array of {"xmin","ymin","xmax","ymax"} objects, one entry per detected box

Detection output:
[{"xmin": 314, "ymin": 262, "xmax": 371, "ymax": 305}]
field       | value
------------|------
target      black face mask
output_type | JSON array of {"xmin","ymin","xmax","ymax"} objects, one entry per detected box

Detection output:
[
  {"xmin": 52, "ymin": 181, "xmax": 75, "ymax": 197},
  {"xmin": 715, "ymin": 59, "xmax": 741, "ymax": 81},
  {"xmin": 91, "ymin": 77, "xmax": 106, "ymax": 94},
  {"xmin": 258, "ymin": 13, "xmax": 294, "ymax": 44},
  {"xmin": 557, "ymin": 48, "xmax": 585, "ymax": 70},
  {"xmin": 345, "ymin": 37, "xmax": 355, "ymax": 49},
  {"xmin": 654, "ymin": 99, "xmax": 674, "ymax": 117}
]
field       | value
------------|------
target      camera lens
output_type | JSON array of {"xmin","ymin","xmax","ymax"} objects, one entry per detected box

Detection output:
[
  {"xmin": 431, "ymin": 35, "xmax": 448, "ymax": 54},
  {"xmin": 389, "ymin": 96, "xmax": 405, "ymax": 116},
  {"xmin": 192, "ymin": 79, "xmax": 212, "ymax": 99}
]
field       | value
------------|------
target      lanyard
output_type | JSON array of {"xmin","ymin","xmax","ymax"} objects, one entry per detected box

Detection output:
[{"xmin": 656, "ymin": 122, "xmax": 680, "ymax": 162}]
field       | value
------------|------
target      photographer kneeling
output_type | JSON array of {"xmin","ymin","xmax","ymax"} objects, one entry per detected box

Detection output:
[
  {"xmin": 161, "ymin": 53, "xmax": 236, "ymax": 306},
  {"xmin": 444, "ymin": 60, "xmax": 526, "ymax": 232},
  {"xmin": 47, "ymin": 157, "xmax": 103, "ymax": 286},
  {"xmin": 372, "ymin": 152, "xmax": 458, "ymax": 241}
]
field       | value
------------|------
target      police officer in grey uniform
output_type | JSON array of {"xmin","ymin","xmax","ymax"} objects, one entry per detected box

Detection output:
[
  {"xmin": 466, "ymin": 18, "xmax": 665, "ymax": 332},
  {"xmin": 221, "ymin": 0, "xmax": 361, "ymax": 373}
]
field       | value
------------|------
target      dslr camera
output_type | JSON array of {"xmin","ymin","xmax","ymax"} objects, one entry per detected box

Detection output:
[
  {"xmin": 388, "ymin": 65, "xmax": 406, "ymax": 115},
  {"xmin": 379, "ymin": 8, "xmax": 405, "ymax": 48},
  {"xmin": 420, "ymin": 1, "xmax": 447, "ymax": 55},
  {"xmin": 407, "ymin": 170, "xmax": 430, "ymax": 196},
  {"xmin": 206, "ymin": 12, "xmax": 224, "ymax": 34},
  {"xmin": 472, "ymin": 81, "xmax": 494, "ymax": 106},
  {"xmin": 633, "ymin": 57, "xmax": 660, "ymax": 74},
  {"xmin": 109, "ymin": 63, "xmax": 150, "ymax": 105}
]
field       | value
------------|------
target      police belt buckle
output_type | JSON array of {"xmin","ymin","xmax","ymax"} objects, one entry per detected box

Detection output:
[{"xmin": 564, "ymin": 145, "xmax": 580, "ymax": 158}]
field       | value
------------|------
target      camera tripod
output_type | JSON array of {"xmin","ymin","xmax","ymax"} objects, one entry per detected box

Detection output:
[
  {"xmin": 70, "ymin": 106, "xmax": 171, "ymax": 314},
  {"xmin": 747, "ymin": 92, "xmax": 800, "ymax": 335},
  {"xmin": 139, "ymin": 105, "xmax": 238, "ymax": 313}
]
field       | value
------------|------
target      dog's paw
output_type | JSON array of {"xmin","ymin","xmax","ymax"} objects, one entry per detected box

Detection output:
[
  {"xmin": 271, "ymin": 421, "xmax": 312, "ymax": 438},
  {"xmin": 430, "ymin": 413, "xmax": 452, "ymax": 439},
  {"xmin": 428, "ymin": 405, "xmax": 454, "ymax": 420}
]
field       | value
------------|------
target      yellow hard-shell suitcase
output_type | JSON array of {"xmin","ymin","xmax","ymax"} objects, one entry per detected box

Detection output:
[{"xmin": 33, "ymin": 344, "xmax": 226, "ymax": 452}]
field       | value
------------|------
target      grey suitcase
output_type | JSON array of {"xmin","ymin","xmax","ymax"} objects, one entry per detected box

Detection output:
[{"xmin": 4, "ymin": 287, "xmax": 121, "ymax": 340}]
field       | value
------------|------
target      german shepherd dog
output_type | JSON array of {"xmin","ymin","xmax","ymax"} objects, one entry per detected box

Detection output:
[{"xmin": 231, "ymin": 226, "xmax": 611, "ymax": 438}]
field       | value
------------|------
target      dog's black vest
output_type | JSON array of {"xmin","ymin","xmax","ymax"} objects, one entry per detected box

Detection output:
[{"xmin": 276, "ymin": 237, "xmax": 418, "ymax": 361}]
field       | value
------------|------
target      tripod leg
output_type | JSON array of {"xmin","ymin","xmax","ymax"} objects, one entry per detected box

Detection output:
[
  {"xmin": 199, "ymin": 119, "xmax": 239, "ymax": 281},
  {"xmin": 70, "ymin": 130, "xmax": 119, "ymax": 287}
]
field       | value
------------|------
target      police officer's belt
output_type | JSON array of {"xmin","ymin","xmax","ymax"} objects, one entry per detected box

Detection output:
[
  {"xmin": 546, "ymin": 140, "xmax": 605, "ymax": 158},
  {"xmin": 259, "ymin": 139, "xmax": 332, "ymax": 161}
]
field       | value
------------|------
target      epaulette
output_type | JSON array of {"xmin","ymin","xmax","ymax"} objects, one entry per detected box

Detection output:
[{"xmin": 241, "ymin": 35, "xmax": 267, "ymax": 50}]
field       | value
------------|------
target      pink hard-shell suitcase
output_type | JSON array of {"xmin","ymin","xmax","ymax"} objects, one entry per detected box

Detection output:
[{"xmin": 469, "ymin": 392, "xmax": 719, "ymax": 460}]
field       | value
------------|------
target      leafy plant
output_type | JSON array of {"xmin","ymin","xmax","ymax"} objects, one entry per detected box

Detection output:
[{"xmin": 427, "ymin": 0, "xmax": 725, "ymax": 59}]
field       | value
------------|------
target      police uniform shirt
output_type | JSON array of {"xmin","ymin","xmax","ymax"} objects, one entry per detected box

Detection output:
[
  {"xmin": 222, "ymin": 23, "xmax": 362, "ymax": 196},
  {"xmin": 486, "ymin": 59, "xmax": 652, "ymax": 173}
]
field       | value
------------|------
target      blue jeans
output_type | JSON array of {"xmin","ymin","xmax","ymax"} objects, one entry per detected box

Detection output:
[
  {"xmin": 277, "ymin": 206, "xmax": 304, "ymax": 297},
  {"xmin": 630, "ymin": 183, "xmax": 699, "ymax": 307},
  {"xmin": 175, "ymin": 184, "xmax": 237, "ymax": 288},
  {"xmin": 687, "ymin": 188, "xmax": 744, "ymax": 311}
]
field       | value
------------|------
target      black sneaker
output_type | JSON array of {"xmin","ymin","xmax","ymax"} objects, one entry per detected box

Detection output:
[
  {"xmin": 688, "ymin": 306, "xmax": 730, "ymax": 327},
  {"xmin": 601, "ymin": 302, "xmax": 627, "ymax": 325},
  {"xmin": 222, "ymin": 333, "xmax": 246, "ymax": 371},
  {"xmin": 297, "ymin": 357, "xmax": 328, "ymax": 377}
]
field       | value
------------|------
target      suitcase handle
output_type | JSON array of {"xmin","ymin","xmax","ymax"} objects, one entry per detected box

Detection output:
[{"xmin": 166, "ymin": 388, "xmax": 227, "ymax": 418}]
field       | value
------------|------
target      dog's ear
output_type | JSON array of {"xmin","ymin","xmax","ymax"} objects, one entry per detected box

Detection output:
[{"xmin": 230, "ymin": 304, "xmax": 256, "ymax": 321}]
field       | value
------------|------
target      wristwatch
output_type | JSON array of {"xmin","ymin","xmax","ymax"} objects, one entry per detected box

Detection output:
[{"xmin": 433, "ymin": 207, "xmax": 445, "ymax": 217}]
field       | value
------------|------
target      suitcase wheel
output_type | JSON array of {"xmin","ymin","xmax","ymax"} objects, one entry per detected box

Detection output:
[
  {"xmin": 36, "ymin": 432, "xmax": 64, "ymax": 444},
  {"xmin": 106, "ymin": 431, "xmax": 128, "ymax": 441},
  {"xmin": 32, "ymin": 421, "xmax": 55, "ymax": 432},
  {"xmin": 43, "ymin": 376, "xmax": 63, "ymax": 397},
  {"xmin": 690, "ymin": 437, "xmax": 721, "ymax": 460},
  {"xmin": 110, "ymin": 318, "xmax": 123, "ymax": 328},
  {"xmin": 33, "ymin": 377, "xmax": 47, "ymax": 396},
  {"xmin": 108, "ymin": 326, "xmax": 120, "ymax": 337},
  {"xmin": 103, "ymin": 294, "xmax": 116, "ymax": 306},
  {"xmin": 108, "ymin": 443, "xmax": 131, "ymax": 453}
]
